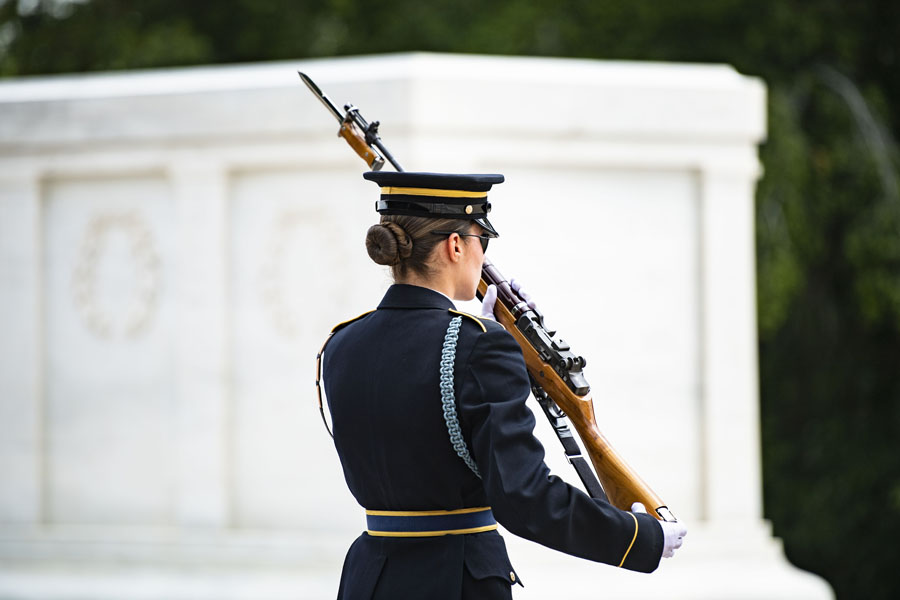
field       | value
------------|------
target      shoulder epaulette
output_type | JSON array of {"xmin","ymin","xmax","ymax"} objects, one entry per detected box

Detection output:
[
  {"xmin": 448, "ymin": 309, "xmax": 487, "ymax": 333},
  {"xmin": 330, "ymin": 309, "xmax": 376, "ymax": 334}
]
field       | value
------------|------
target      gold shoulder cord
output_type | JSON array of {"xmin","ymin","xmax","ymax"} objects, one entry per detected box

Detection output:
[
  {"xmin": 315, "ymin": 310, "xmax": 376, "ymax": 439},
  {"xmin": 448, "ymin": 309, "xmax": 487, "ymax": 333},
  {"xmin": 315, "ymin": 332, "xmax": 335, "ymax": 439}
]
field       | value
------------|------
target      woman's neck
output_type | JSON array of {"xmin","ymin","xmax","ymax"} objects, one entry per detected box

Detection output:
[{"xmin": 397, "ymin": 270, "xmax": 456, "ymax": 300}]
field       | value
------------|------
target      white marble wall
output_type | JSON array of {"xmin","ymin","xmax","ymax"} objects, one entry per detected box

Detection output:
[{"xmin": 0, "ymin": 53, "xmax": 831, "ymax": 598}]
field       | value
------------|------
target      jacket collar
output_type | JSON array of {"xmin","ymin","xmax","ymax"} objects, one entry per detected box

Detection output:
[{"xmin": 378, "ymin": 284, "xmax": 455, "ymax": 310}]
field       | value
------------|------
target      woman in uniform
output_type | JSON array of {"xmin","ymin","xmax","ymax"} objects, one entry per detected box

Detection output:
[{"xmin": 320, "ymin": 171, "xmax": 686, "ymax": 599}]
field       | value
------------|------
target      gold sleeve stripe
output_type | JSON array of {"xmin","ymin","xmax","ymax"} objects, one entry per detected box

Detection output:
[
  {"xmin": 449, "ymin": 309, "xmax": 487, "ymax": 332},
  {"xmin": 618, "ymin": 512, "xmax": 639, "ymax": 568},
  {"xmin": 382, "ymin": 186, "xmax": 488, "ymax": 199}
]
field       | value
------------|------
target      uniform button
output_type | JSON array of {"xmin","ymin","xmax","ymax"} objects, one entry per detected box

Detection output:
[{"xmin": 509, "ymin": 571, "xmax": 516, "ymax": 582}]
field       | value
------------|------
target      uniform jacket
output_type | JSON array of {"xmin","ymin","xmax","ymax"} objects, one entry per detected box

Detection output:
[{"xmin": 323, "ymin": 284, "xmax": 663, "ymax": 599}]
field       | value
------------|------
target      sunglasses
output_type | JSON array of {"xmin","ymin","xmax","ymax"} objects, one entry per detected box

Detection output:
[{"xmin": 431, "ymin": 230, "xmax": 493, "ymax": 253}]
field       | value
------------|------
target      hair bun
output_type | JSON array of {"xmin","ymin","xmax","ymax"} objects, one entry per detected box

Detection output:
[{"xmin": 365, "ymin": 222, "xmax": 413, "ymax": 266}]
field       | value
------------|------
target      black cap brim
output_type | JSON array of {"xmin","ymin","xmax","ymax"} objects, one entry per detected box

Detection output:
[{"xmin": 475, "ymin": 215, "xmax": 499, "ymax": 238}]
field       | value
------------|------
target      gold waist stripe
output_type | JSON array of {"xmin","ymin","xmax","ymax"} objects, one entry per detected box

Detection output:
[{"xmin": 365, "ymin": 506, "xmax": 498, "ymax": 537}]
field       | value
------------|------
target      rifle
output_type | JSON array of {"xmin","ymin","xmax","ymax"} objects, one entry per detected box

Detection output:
[{"xmin": 300, "ymin": 71, "xmax": 677, "ymax": 523}]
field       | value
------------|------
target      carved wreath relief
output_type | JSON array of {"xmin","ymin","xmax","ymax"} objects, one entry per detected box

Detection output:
[{"xmin": 71, "ymin": 212, "xmax": 160, "ymax": 339}]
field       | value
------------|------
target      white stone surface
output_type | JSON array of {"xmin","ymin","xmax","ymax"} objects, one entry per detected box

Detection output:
[
  {"xmin": 0, "ymin": 52, "xmax": 831, "ymax": 598},
  {"xmin": 0, "ymin": 176, "xmax": 42, "ymax": 525}
]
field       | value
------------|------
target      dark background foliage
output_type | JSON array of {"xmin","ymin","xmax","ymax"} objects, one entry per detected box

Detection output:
[{"xmin": 3, "ymin": 1, "xmax": 898, "ymax": 597}]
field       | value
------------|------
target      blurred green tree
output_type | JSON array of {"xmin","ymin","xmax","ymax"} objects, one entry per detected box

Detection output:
[{"xmin": 2, "ymin": 0, "xmax": 898, "ymax": 597}]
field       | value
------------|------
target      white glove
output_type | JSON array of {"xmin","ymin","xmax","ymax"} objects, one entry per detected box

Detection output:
[
  {"xmin": 631, "ymin": 502, "xmax": 687, "ymax": 559},
  {"xmin": 480, "ymin": 284, "xmax": 498, "ymax": 321},
  {"xmin": 509, "ymin": 278, "xmax": 538, "ymax": 310}
]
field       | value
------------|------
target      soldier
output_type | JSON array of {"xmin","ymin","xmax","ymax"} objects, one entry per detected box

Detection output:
[{"xmin": 320, "ymin": 171, "xmax": 686, "ymax": 599}]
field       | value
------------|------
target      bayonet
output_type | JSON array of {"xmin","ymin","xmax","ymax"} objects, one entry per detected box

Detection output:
[{"xmin": 298, "ymin": 71, "xmax": 344, "ymax": 123}]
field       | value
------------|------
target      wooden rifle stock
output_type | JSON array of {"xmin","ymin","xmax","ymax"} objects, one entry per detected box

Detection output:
[{"xmin": 478, "ymin": 271, "xmax": 676, "ymax": 523}]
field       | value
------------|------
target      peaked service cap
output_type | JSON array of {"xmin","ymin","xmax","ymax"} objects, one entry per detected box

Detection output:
[{"xmin": 363, "ymin": 171, "xmax": 503, "ymax": 237}]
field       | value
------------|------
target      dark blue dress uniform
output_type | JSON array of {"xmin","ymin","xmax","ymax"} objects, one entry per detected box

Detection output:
[{"xmin": 322, "ymin": 283, "xmax": 664, "ymax": 599}]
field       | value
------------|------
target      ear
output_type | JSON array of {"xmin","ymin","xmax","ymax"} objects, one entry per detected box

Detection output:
[{"xmin": 445, "ymin": 232, "xmax": 463, "ymax": 263}]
